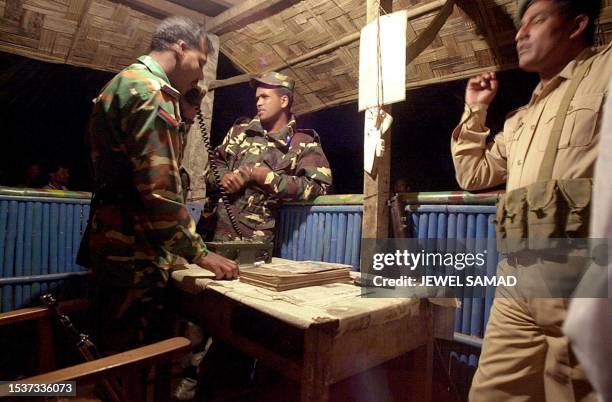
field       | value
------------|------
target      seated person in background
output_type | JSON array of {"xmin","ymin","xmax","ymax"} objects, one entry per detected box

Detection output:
[
  {"xmin": 18, "ymin": 162, "xmax": 45, "ymax": 188},
  {"xmin": 201, "ymin": 71, "xmax": 333, "ymax": 242},
  {"xmin": 393, "ymin": 177, "xmax": 411, "ymax": 193},
  {"xmin": 42, "ymin": 161, "xmax": 70, "ymax": 190}
]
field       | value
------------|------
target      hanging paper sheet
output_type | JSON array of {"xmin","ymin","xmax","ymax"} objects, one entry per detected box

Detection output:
[{"xmin": 358, "ymin": 10, "xmax": 407, "ymax": 111}]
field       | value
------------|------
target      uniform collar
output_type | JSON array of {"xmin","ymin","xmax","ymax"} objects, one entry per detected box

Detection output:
[
  {"xmin": 558, "ymin": 46, "xmax": 597, "ymax": 80},
  {"xmin": 530, "ymin": 46, "xmax": 597, "ymax": 104},
  {"xmin": 245, "ymin": 115, "xmax": 297, "ymax": 147},
  {"xmin": 136, "ymin": 55, "xmax": 181, "ymax": 100}
]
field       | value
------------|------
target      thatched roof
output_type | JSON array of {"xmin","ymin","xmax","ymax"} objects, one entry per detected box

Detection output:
[{"xmin": 1, "ymin": 0, "xmax": 611, "ymax": 115}]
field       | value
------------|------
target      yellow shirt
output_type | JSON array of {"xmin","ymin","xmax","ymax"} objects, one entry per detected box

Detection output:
[{"xmin": 451, "ymin": 43, "xmax": 611, "ymax": 192}]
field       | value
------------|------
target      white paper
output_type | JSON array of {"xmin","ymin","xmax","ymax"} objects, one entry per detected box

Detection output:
[
  {"xmin": 364, "ymin": 107, "xmax": 382, "ymax": 174},
  {"xmin": 364, "ymin": 107, "xmax": 394, "ymax": 173},
  {"xmin": 358, "ymin": 10, "xmax": 407, "ymax": 111}
]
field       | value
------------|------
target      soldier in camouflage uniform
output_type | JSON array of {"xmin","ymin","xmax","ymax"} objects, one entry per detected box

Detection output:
[
  {"xmin": 205, "ymin": 71, "xmax": 333, "ymax": 242},
  {"xmin": 80, "ymin": 16, "xmax": 238, "ymax": 353}
]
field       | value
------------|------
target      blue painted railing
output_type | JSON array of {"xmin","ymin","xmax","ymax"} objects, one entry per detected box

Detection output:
[
  {"xmin": 406, "ymin": 204, "xmax": 497, "ymax": 374},
  {"xmin": 406, "ymin": 204, "xmax": 498, "ymax": 339},
  {"xmin": 0, "ymin": 194, "xmax": 90, "ymax": 312},
  {"xmin": 275, "ymin": 205, "xmax": 363, "ymax": 269}
]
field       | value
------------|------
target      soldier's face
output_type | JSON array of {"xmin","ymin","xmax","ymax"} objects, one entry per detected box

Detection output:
[
  {"xmin": 255, "ymin": 87, "xmax": 288, "ymax": 123},
  {"xmin": 173, "ymin": 37, "xmax": 207, "ymax": 94},
  {"xmin": 515, "ymin": 0, "xmax": 580, "ymax": 74}
]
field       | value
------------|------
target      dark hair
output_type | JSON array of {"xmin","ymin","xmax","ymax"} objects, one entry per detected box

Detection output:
[
  {"xmin": 44, "ymin": 160, "xmax": 68, "ymax": 176},
  {"xmin": 274, "ymin": 87, "xmax": 294, "ymax": 109},
  {"xmin": 150, "ymin": 16, "xmax": 214, "ymax": 53},
  {"xmin": 519, "ymin": 0, "xmax": 601, "ymax": 45}
]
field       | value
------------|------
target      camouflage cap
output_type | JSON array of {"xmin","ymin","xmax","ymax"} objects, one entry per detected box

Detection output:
[{"xmin": 250, "ymin": 71, "xmax": 295, "ymax": 92}]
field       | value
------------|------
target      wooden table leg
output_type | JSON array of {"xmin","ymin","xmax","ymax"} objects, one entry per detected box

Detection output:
[
  {"xmin": 301, "ymin": 328, "xmax": 333, "ymax": 402},
  {"xmin": 413, "ymin": 339, "xmax": 433, "ymax": 402},
  {"xmin": 411, "ymin": 308, "xmax": 434, "ymax": 402}
]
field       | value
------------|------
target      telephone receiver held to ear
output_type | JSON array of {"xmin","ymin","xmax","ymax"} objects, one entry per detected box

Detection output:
[{"xmin": 184, "ymin": 87, "xmax": 206, "ymax": 106}]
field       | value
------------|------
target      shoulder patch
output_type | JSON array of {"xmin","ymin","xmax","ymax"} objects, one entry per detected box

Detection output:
[{"xmin": 158, "ymin": 107, "xmax": 179, "ymax": 129}]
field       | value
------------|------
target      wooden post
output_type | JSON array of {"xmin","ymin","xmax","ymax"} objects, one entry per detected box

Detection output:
[
  {"xmin": 362, "ymin": 0, "xmax": 393, "ymax": 239},
  {"xmin": 183, "ymin": 34, "xmax": 220, "ymax": 203}
]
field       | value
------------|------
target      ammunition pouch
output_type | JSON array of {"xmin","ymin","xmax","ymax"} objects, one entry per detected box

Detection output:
[{"xmin": 494, "ymin": 178, "xmax": 592, "ymax": 253}]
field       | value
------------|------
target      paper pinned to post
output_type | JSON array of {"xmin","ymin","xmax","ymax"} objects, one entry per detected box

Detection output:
[
  {"xmin": 358, "ymin": 10, "xmax": 407, "ymax": 111},
  {"xmin": 364, "ymin": 107, "xmax": 393, "ymax": 174}
]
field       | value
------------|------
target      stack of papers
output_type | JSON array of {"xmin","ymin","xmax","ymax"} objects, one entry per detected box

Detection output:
[{"xmin": 239, "ymin": 260, "xmax": 353, "ymax": 291}]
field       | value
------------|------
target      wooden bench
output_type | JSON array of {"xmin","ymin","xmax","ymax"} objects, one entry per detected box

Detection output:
[{"xmin": 0, "ymin": 301, "xmax": 190, "ymax": 401}]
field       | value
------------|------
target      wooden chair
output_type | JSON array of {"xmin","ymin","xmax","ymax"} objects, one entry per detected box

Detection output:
[{"xmin": 0, "ymin": 300, "xmax": 190, "ymax": 401}]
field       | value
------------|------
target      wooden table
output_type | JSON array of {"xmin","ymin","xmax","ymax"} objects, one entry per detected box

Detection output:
[{"xmin": 171, "ymin": 262, "xmax": 435, "ymax": 402}]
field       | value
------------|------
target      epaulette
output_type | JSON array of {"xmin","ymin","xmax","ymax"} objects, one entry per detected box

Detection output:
[{"xmin": 161, "ymin": 84, "xmax": 180, "ymax": 101}]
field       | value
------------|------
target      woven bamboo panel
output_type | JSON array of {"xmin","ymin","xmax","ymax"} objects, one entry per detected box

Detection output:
[
  {"xmin": 1, "ymin": 0, "xmax": 611, "ymax": 115},
  {"xmin": 0, "ymin": 0, "xmax": 159, "ymax": 72},
  {"xmin": 219, "ymin": 0, "xmax": 612, "ymax": 115},
  {"xmin": 219, "ymin": 0, "xmax": 366, "ymax": 115},
  {"xmin": 0, "ymin": 0, "xmax": 85, "ymax": 63},
  {"xmin": 66, "ymin": 0, "xmax": 158, "ymax": 71}
]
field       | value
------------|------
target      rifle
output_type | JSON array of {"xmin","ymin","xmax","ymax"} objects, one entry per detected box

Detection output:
[{"xmin": 40, "ymin": 294, "xmax": 123, "ymax": 402}]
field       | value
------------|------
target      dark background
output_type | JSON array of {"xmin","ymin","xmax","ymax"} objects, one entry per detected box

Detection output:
[{"xmin": 0, "ymin": 50, "xmax": 539, "ymax": 193}]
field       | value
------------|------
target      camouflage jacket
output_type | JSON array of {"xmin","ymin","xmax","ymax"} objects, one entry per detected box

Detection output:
[
  {"xmin": 84, "ymin": 55, "xmax": 207, "ymax": 288},
  {"xmin": 206, "ymin": 116, "xmax": 332, "ymax": 241}
]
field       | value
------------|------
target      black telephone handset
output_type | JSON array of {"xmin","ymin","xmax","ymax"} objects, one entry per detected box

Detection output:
[{"xmin": 184, "ymin": 87, "xmax": 203, "ymax": 106}]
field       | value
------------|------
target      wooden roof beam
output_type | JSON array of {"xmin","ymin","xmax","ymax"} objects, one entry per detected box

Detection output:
[
  {"xmin": 209, "ymin": 0, "xmax": 245, "ymax": 7},
  {"xmin": 121, "ymin": 0, "xmax": 208, "ymax": 24},
  {"xmin": 206, "ymin": 0, "xmax": 297, "ymax": 35}
]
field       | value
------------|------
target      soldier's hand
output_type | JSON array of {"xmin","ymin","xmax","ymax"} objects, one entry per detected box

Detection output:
[
  {"xmin": 465, "ymin": 72, "xmax": 498, "ymax": 106},
  {"xmin": 196, "ymin": 251, "xmax": 239, "ymax": 280},
  {"xmin": 238, "ymin": 164, "xmax": 272, "ymax": 187},
  {"xmin": 221, "ymin": 172, "xmax": 247, "ymax": 194}
]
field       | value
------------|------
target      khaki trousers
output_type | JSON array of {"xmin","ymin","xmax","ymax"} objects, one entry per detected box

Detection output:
[{"xmin": 469, "ymin": 296, "xmax": 594, "ymax": 402}]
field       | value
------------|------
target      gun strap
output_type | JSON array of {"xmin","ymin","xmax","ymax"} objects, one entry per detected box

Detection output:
[{"xmin": 537, "ymin": 54, "xmax": 597, "ymax": 181}]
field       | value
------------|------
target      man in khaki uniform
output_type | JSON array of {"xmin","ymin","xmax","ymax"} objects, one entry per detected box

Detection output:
[{"xmin": 451, "ymin": 0, "xmax": 610, "ymax": 401}]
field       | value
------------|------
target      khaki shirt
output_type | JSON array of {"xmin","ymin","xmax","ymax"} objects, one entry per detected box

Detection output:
[{"xmin": 451, "ymin": 43, "xmax": 611, "ymax": 192}]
